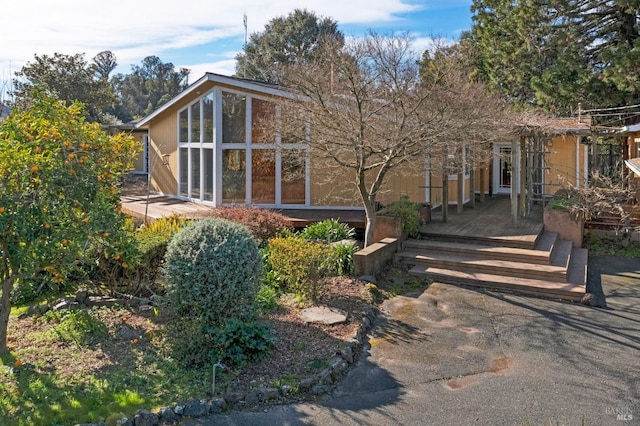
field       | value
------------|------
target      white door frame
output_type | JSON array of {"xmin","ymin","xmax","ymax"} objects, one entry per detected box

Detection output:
[{"xmin": 493, "ymin": 143, "xmax": 519, "ymax": 194}]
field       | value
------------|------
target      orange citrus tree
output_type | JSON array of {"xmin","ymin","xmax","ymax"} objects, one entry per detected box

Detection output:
[{"xmin": 0, "ymin": 90, "xmax": 139, "ymax": 354}]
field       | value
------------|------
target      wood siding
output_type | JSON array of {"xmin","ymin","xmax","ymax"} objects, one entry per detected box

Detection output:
[
  {"xmin": 544, "ymin": 135, "xmax": 586, "ymax": 195},
  {"xmin": 309, "ymin": 160, "xmax": 426, "ymax": 207}
]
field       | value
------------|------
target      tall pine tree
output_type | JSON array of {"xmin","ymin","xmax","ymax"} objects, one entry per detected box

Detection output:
[{"xmin": 467, "ymin": 0, "xmax": 640, "ymax": 113}]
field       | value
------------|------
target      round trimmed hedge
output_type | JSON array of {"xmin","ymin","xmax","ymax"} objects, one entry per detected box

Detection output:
[{"xmin": 164, "ymin": 217, "xmax": 262, "ymax": 325}]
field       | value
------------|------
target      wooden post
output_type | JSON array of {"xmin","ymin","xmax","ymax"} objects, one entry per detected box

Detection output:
[
  {"xmin": 469, "ymin": 148, "xmax": 476, "ymax": 208},
  {"xmin": 519, "ymin": 136, "xmax": 526, "ymax": 217},
  {"xmin": 479, "ymin": 164, "xmax": 485, "ymax": 202},
  {"xmin": 442, "ymin": 154, "xmax": 448, "ymax": 223},
  {"xmin": 511, "ymin": 139, "xmax": 518, "ymax": 225},
  {"xmin": 457, "ymin": 168, "xmax": 464, "ymax": 213},
  {"xmin": 590, "ymin": 130, "xmax": 597, "ymax": 179}
]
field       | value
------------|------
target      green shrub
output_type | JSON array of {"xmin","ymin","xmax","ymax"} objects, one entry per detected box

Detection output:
[
  {"xmin": 547, "ymin": 197, "xmax": 579, "ymax": 211},
  {"xmin": 164, "ymin": 218, "xmax": 262, "ymax": 326},
  {"xmin": 256, "ymin": 284, "xmax": 278, "ymax": 313},
  {"xmin": 259, "ymin": 246, "xmax": 286, "ymax": 290},
  {"xmin": 210, "ymin": 207, "xmax": 293, "ymax": 246},
  {"xmin": 165, "ymin": 316, "xmax": 216, "ymax": 368},
  {"xmin": 144, "ymin": 214, "xmax": 190, "ymax": 235},
  {"xmin": 129, "ymin": 215, "xmax": 190, "ymax": 294},
  {"xmin": 268, "ymin": 236, "xmax": 334, "ymax": 302},
  {"xmin": 300, "ymin": 218, "xmax": 356, "ymax": 242},
  {"xmin": 330, "ymin": 240, "xmax": 359, "ymax": 276},
  {"xmin": 207, "ymin": 319, "xmax": 277, "ymax": 368},
  {"xmin": 377, "ymin": 195, "xmax": 423, "ymax": 237}
]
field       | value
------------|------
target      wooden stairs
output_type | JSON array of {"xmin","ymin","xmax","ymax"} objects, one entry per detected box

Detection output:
[{"xmin": 398, "ymin": 230, "xmax": 587, "ymax": 302}]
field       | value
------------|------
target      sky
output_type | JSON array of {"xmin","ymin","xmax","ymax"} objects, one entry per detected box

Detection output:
[{"xmin": 1, "ymin": 0, "xmax": 472, "ymax": 96}]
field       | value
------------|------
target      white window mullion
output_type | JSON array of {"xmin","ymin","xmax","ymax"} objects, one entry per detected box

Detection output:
[
  {"xmin": 245, "ymin": 96, "xmax": 252, "ymax": 204},
  {"xmin": 305, "ymin": 119, "xmax": 311, "ymax": 206},
  {"xmin": 275, "ymin": 147, "xmax": 282, "ymax": 206},
  {"xmin": 187, "ymin": 106, "xmax": 192, "ymax": 199},
  {"xmin": 215, "ymin": 87, "xmax": 223, "ymax": 206}
]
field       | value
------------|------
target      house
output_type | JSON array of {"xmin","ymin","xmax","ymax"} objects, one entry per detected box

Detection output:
[
  {"xmin": 134, "ymin": 73, "xmax": 592, "ymax": 218},
  {"xmin": 621, "ymin": 123, "xmax": 640, "ymax": 179},
  {"xmin": 134, "ymin": 73, "xmax": 427, "ymax": 212}
]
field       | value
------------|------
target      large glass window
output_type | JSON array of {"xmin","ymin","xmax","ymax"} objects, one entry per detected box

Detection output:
[
  {"xmin": 252, "ymin": 98, "xmax": 275, "ymax": 144},
  {"xmin": 179, "ymin": 148, "xmax": 188, "ymax": 197},
  {"xmin": 222, "ymin": 92, "xmax": 246, "ymax": 143},
  {"xmin": 178, "ymin": 90, "xmax": 308, "ymax": 206},
  {"xmin": 203, "ymin": 93, "xmax": 214, "ymax": 143},
  {"xmin": 281, "ymin": 149, "xmax": 306, "ymax": 204},
  {"xmin": 179, "ymin": 109, "xmax": 188, "ymax": 142},
  {"xmin": 222, "ymin": 149, "xmax": 246, "ymax": 203},
  {"xmin": 190, "ymin": 102, "xmax": 201, "ymax": 143},
  {"xmin": 204, "ymin": 149, "xmax": 214, "ymax": 201},
  {"xmin": 191, "ymin": 148, "xmax": 200, "ymax": 198},
  {"xmin": 251, "ymin": 149, "xmax": 276, "ymax": 204}
]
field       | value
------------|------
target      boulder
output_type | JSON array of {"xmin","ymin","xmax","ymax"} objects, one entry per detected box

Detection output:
[
  {"xmin": 183, "ymin": 398, "xmax": 209, "ymax": 417},
  {"xmin": 300, "ymin": 306, "xmax": 347, "ymax": 325},
  {"xmin": 133, "ymin": 409, "xmax": 158, "ymax": 426}
]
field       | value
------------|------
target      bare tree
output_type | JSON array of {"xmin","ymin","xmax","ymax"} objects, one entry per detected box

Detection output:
[{"xmin": 275, "ymin": 33, "xmax": 513, "ymax": 246}]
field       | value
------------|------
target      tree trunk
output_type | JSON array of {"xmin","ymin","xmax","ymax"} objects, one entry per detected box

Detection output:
[
  {"xmin": 363, "ymin": 200, "xmax": 377, "ymax": 248},
  {"xmin": 0, "ymin": 278, "xmax": 14, "ymax": 354}
]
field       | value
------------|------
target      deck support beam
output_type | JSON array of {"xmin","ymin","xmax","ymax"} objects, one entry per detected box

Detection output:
[
  {"xmin": 519, "ymin": 136, "xmax": 527, "ymax": 217},
  {"xmin": 442, "ymin": 154, "xmax": 449, "ymax": 223},
  {"xmin": 479, "ymin": 165, "xmax": 485, "ymax": 202},
  {"xmin": 511, "ymin": 139, "xmax": 518, "ymax": 225}
]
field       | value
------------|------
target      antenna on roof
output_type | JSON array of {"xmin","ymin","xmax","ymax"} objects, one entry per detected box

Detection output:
[{"xmin": 243, "ymin": 13, "xmax": 248, "ymax": 79}]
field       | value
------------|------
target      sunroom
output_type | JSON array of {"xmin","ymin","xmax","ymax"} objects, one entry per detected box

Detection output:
[{"xmin": 135, "ymin": 73, "xmax": 310, "ymax": 208}]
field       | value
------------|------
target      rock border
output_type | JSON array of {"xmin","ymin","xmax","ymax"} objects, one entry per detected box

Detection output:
[{"xmin": 74, "ymin": 305, "xmax": 378, "ymax": 426}]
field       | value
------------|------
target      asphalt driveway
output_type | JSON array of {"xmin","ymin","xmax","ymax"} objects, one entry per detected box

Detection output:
[{"xmin": 188, "ymin": 255, "xmax": 640, "ymax": 425}]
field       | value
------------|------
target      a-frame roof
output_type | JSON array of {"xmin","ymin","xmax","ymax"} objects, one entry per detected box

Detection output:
[{"xmin": 134, "ymin": 72, "xmax": 294, "ymax": 128}]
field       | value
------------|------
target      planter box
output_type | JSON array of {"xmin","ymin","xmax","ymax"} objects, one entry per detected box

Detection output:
[
  {"xmin": 543, "ymin": 208, "xmax": 584, "ymax": 248},
  {"xmin": 354, "ymin": 237, "xmax": 400, "ymax": 276},
  {"xmin": 372, "ymin": 216, "xmax": 403, "ymax": 244}
]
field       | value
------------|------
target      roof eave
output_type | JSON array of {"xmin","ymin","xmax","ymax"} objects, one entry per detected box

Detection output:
[{"xmin": 134, "ymin": 73, "xmax": 295, "ymax": 129}]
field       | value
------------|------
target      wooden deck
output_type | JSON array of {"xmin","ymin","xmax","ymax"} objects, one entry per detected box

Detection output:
[
  {"xmin": 121, "ymin": 189, "xmax": 536, "ymax": 239},
  {"xmin": 120, "ymin": 191, "xmax": 366, "ymax": 229},
  {"xmin": 423, "ymin": 196, "xmax": 544, "ymax": 249}
]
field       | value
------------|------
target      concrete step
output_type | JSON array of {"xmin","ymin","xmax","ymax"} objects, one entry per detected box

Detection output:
[
  {"xmin": 549, "ymin": 239, "xmax": 573, "ymax": 268},
  {"xmin": 409, "ymin": 265, "xmax": 585, "ymax": 302},
  {"xmin": 397, "ymin": 251, "xmax": 567, "ymax": 282},
  {"xmin": 567, "ymin": 248, "xmax": 588, "ymax": 286},
  {"xmin": 418, "ymin": 231, "xmax": 540, "ymax": 250},
  {"xmin": 402, "ymin": 239, "xmax": 551, "ymax": 265},
  {"xmin": 534, "ymin": 231, "xmax": 559, "ymax": 252}
]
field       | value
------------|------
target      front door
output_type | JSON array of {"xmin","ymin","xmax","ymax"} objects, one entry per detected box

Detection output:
[{"xmin": 494, "ymin": 144, "xmax": 517, "ymax": 194}]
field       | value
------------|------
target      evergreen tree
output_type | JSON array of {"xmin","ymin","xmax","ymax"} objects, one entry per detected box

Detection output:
[
  {"xmin": 111, "ymin": 56, "xmax": 190, "ymax": 121},
  {"xmin": 467, "ymin": 0, "xmax": 640, "ymax": 112},
  {"xmin": 12, "ymin": 53, "xmax": 115, "ymax": 123},
  {"xmin": 234, "ymin": 9, "xmax": 344, "ymax": 84}
]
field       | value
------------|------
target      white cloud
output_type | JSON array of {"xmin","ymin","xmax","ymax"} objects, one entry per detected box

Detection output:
[
  {"xmin": 411, "ymin": 36, "xmax": 457, "ymax": 55},
  {"xmin": 2, "ymin": 0, "xmax": 421, "ymax": 76},
  {"xmin": 186, "ymin": 60, "xmax": 238, "ymax": 80},
  {"xmin": 1, "ymin": 0, "xmax": 474, "ymax": 96}
]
